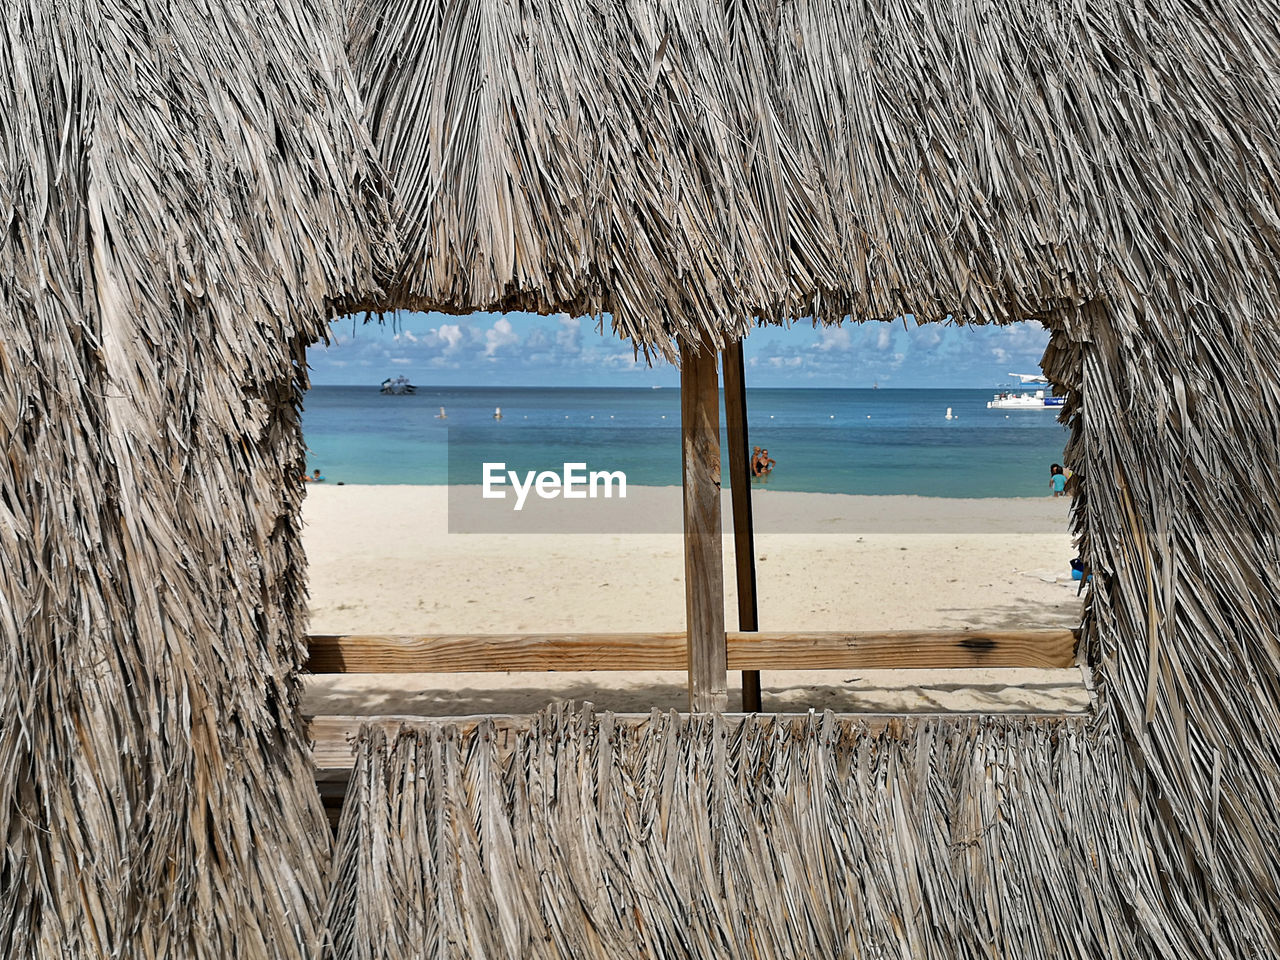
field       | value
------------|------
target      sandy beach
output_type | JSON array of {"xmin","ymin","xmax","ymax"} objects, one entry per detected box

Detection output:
[{"xmin": 302, "ymin": 485, "xmax": 1088, "ymax": 715}]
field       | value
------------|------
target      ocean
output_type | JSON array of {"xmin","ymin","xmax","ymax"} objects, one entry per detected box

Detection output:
[{"xmin": 300, "ymin": 386, "xmax": 1069, "ymax": 498}]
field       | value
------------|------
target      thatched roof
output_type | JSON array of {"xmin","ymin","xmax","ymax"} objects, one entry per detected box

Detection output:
[
  {"xmin": 2, "ymin": 0, "xmax": 1280, "ymax": 956},
  {"xmin": 347, "ymin": 0, "xmax": 1280, "ymax": 354}
]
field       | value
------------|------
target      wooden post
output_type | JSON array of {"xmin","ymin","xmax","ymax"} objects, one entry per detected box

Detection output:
[
  {"xmin": 722, "ymin": 340, "xmax": 762, "ymax": 712},
  {"xmin": 680, "ymin": 337, "xmax": 727, "ymax": 712}
]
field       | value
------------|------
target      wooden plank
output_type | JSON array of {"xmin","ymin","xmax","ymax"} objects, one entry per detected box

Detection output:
[
  {"xmin": 680, "ymin": 338, "xmax": 728, "ymax": 712},
  {"xmin": 306, "ymin": 629, "xmax": 1077, "ymax": 673},
  {"xmin": 307, "ymin": 633, "xmax": 688, "ymax": 673},
  {"xmin": 722, "ymin": 339, "xmax": 761, "ymax": 711},
  {"xmin": 724, "ymin": 630, "xmax": 1078, "ymax": 670},
  {"xmin": 309, "ymin": 715, "xmax": 536, "ymax": 778}
]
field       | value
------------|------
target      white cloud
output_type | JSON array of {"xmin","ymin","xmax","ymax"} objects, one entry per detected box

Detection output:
[
  {"xmin": 484, "ymin": 317, "xmax": 519, "ymax": 357},
  {"xmin": 555, "ymin": 314, "xmax": 582, "ymax": 355},
  {"xmin": 524, "ymin": 327, "xmax": 552, "ymax": 353},
  {"xmin": 815, "ymin": 325, "xmax": 851, "ymax": 352},
  {"xmin": 601, "ymin": 351, "xmax": 645, "ymax": 369},
  {"xmin": 916, "ymin": 327, "xmax": 942, "ymax": 348},
  {"xmin": 435, "ymin": 323, "xmax": 464, "ymax": 353},
  {"xmin": 875, "ymin": 325, "xmax": 893, "ymax": 351}
]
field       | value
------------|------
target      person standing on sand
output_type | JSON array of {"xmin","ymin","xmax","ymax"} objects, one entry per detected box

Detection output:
[{"xmin": 1050, "ymin": 463, "xmax": 1066, "ymax": 497}]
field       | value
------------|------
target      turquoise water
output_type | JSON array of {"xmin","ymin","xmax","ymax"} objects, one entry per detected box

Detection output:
[{"xmin": 300, "ymin": 386, "xmax": 1069, "ymax": 498}]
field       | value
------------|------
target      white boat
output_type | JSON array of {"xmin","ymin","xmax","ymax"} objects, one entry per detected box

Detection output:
[
  {"xmin": 380, "ymin": 375, "xmax": 416, "ymax": 395},
  {"xmin": 986, "ymin": 373, "xmax": 1063, "ymax": 410}
]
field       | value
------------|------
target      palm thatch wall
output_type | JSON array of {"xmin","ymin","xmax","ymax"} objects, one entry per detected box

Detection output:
[
  {"xmin": 3, "ymin": 0, "xmax": 1280, "ymax": 956},
  {"xmin": 326, "ymin": 707, "xmax": 1258, "ymax": 960},
  {"xmin": 1, "ymin": 1, "xmax": 393, "ymax": 955}
]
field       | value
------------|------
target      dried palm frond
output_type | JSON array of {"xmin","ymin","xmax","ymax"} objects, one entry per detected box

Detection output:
[
  {"xmin": 329, "ymin": 706, "xmax": 1234, "ymax": 960},
  {"xmin": 1, "ymin": 0, "xmax": 394, "ymax": 955},
  {"xmin": 5, "ymin": 0, "xmax": 1280, "ymax": 955}
]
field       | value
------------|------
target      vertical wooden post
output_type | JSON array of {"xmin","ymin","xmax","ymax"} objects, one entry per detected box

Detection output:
[
  {"xmin": 680, "ymin": 337, "xmax": 727, "ymax": 713},
  {"xmin": 722, "ymin": 340, "xmax": 762, "ymax": 712}
]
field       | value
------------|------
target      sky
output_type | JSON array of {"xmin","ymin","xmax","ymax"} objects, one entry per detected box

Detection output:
[{"xmin": 309, "ymin": 311, "xmax": 1050, "ymax": 388}]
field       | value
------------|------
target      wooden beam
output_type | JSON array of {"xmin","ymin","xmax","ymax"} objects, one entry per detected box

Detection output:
[
  {"xmin": 722, "ymin": 339, "xmax": 761, "ymax": 712},
  {"xmin": 680, "ymin": 338, "xmax": 728, "ymax": 712},
  {"xmin": 306, "ymin": 629, "xmax": 1077, "ymax": 673},
  {"xmin": 307, "ymin": 632, "xmax": 688, "ymax": 673},
  {"xmin": 723, "ymin": 630, "xmax": 1077, "ymax": 670},
  {"xmin": 310, "ymin": 715, "xmax": 536, "ymax": 779}
]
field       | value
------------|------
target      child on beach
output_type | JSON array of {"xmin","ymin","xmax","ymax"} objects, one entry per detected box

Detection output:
[{"xmin": 1050, "ymin": 463, "xmax": 1066, "ymax": 497}]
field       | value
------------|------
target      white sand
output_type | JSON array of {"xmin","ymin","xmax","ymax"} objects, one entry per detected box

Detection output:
[{"xmin": 301, "ymin": 485, "xmax": 1088, "ymax": 716}]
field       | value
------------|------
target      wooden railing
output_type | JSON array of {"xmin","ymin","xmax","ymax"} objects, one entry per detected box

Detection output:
[{"xmin": 305, "ymin": 629, "xmax": 1077, "ymax": 674}]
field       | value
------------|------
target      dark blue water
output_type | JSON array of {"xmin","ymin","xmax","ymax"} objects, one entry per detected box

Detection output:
[{"xmin": 300, "ymin": 386, "xmax": 1069, "ymax": 498}]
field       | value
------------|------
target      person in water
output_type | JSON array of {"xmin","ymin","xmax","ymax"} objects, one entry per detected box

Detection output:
[
  {"xmin": 1050, "ymin": 463, "xmax": 1066, "ymax": 497},
  {"xmin": 754, "ymin": 449, "xmax": 776, "ymax": 477},
  {"xmin": 308, "ymin": 468, "xmax": 326, "ymax": 483}
]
